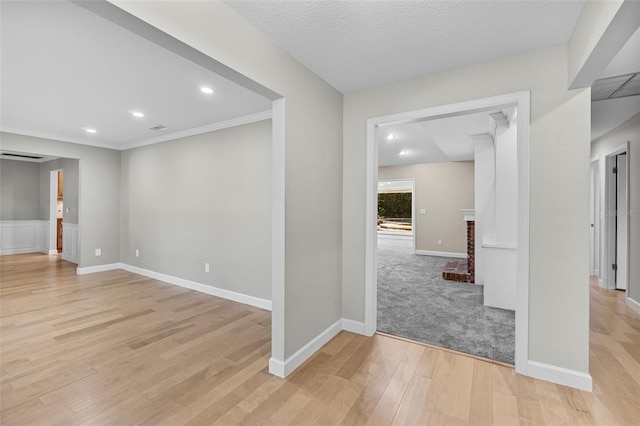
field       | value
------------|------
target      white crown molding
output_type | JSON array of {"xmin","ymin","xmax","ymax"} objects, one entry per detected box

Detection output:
[
  {"xmin": 0, "ymin": 126, "xmax": 116, "ymax": 150},
  {"xmin": 118, "ymin": 110, "xmax": 273, "ymax": 151},
  {"xmin": 1, "ymin": 110, "xmax": 272, "ymax": 152},
  {"xmin": 470, "ymin": 133, "xmax": 493, "ymax": 147},
  {"xmin": 489, "ymin": 112, "xmax": 509, "ymax": 141}
]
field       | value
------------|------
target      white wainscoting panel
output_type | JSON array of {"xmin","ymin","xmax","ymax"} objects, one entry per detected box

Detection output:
[
  {"xmin": 0, "ymin": 220, "xmax": 49, "ymax": 255},
  {"xmin": 62, "ymin": 223, "xmax": 79, "ymax": 264}
]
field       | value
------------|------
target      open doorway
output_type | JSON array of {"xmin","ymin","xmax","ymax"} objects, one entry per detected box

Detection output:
[
  {"xmin": 44, "ymin": 158, "xmax": 79, "ymax": 264},
  {"xmin": 365, "ymin": 91, "xmax": 530, "ymax": 372},
  {"xmin": 603, "ymin": 145, "xmax": 630, "ymax": 292},
  {"xmin": 49, "ymin": 169, "xmax": 63, "ymax": 254}
]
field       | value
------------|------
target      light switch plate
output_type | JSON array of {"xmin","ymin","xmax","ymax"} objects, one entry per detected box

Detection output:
[{"xmin": 419, "ymin": 208, "xmax": 426, "ymax": 215}]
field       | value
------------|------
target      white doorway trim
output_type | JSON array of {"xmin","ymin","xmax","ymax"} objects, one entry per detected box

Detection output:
[
  {"xmin": 364, "ymin": 91, "xmax": 530, "ymax": 376},
  {"xmin": 377, "ymin": 178, "xmax": 416, "ymax": 250},
  {"xmin": 590, "ymin": 156, "xmax": 601, "ymax": 281},
  {"xmin": 602, "ymin": 142, "xmax": 630, "ymax": 292},
  {"xmin": 269, "ymin": 98, "xmax": 286, "ymax": 377},
  {"xmin": 48, "ymin": 169, "xmax": 62, "ymax": 255}
]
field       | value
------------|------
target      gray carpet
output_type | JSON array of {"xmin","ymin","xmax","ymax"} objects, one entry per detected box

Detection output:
[{"xmin": 377, "ymin": 236, "xmax": 515, "ymax": 364}]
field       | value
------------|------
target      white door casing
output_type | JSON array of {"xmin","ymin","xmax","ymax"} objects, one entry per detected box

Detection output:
[
  {"xmin": 616, "ymin": 153, "xmax": 628, "ymax": 291},
  {"xmin": 364, "ymin": 91, "xmax": 530, "ymax": 376}
]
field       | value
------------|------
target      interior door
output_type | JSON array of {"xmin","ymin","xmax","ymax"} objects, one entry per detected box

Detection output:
[{"xmin": 615, "ymin": 153, "xmax": 628, "ymax": 290}]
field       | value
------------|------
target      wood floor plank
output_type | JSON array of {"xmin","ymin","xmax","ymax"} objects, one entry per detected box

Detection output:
[{"xmin": 2, "ymin": 256, "xmax": 640, "ymax": 425}]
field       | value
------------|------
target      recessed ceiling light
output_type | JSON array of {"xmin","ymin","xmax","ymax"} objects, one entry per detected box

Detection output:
[
  {"xmin": 85, "ymin": 128, "xmax": 97, "ymax": 134},
  {"xmin": 398, "ymin": 150, "xmax": 409, "ymax": 156},
  {"xmin": 200, "ymin": 86, "xmax": 214, "ymax": 94},
  {"xmin": 387, "ymin": 134, "xmax": 397, "ymax": 141},
  {"xmin": 131, "ymin": 111, "xmax": 144, "ymax": 118}
]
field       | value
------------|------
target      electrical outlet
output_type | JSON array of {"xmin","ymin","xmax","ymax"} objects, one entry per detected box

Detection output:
[
  {"xmin": 437, "ymin": 239, "xmax": 442, "ymax": 245},
  {"xmin": 135, "ymin": 249, "xmax": 140, "ymax": 258},
  {"xmin": 95, "ymin": 248, "xmax": 102, "ymax": 256},
  {"xmin": 419, "ymin": 208, "xmax": 426, "ymax": 215},
  {"xmin": 205, "ymin": 263, "xmax": 210, "ymax": 273}
]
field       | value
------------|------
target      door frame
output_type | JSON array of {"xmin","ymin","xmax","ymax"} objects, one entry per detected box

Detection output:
[
  {"xmin": 364, "ymin": 91, "xmax": 530, "ymax": 375},
  {"xmin": 590, "ymin": 156, "xmax": 601, "ymax": 280},
  {"xmin": 603, "ymin": 143, "xmax": 630, "ymax": 291},
  {"xmin": 48, "ymin": 169, "xmax": 62, "ymax": 254}
]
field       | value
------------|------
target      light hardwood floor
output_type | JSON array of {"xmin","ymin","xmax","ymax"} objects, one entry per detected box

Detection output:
[{"xmin": 1, "ymin": 254, "xmax": 639, "ymax": 425}]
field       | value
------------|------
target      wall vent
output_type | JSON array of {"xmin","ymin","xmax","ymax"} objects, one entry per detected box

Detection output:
[
  {"xmin": 1, "ymin": 152, "xmax": 43, "ymax": 160},
  {"xmin": 149, "ymin": 124, "xmax": 169, "ymax": 132}
]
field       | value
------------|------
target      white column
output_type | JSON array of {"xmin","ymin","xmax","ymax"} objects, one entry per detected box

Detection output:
[
  {"xmin": 483, "ymin": 112, "xmax": 517, "ymax": 311},
  {"xmin": 472, "ymin": 133, "xmax": 495, "ymax": 286},
  {"xmin": 492, "ymin": 113, "xmax": 518, "ymax": 246}
]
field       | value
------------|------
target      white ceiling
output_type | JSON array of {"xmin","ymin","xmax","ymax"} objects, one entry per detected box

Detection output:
[
  {"xmin": 227, "ymin": 0, "xmax": 585, "ymax": 93},
  {"xmin": 378, "ymin": 111, "xmax": 500, "ymax": 167},
  {"xmin": 591, "ymin": 26, "xmax": 640, "ymax": 141},
  {"xmin": 0, "ymin": 1, "xmax": 272, "ymax": 150},
  {"xmin": 601, "ymin": 27, "xmax": 640, "ymax": 79},
  {"xmin": 592, "ymin": 96, "xmax": 640, "ymax": 142},
  {"xmin": 2, "ymin": 1, "xmax": 636, "ymax": 152}
]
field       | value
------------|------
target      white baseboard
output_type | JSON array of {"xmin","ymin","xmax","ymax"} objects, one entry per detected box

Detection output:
[
  {"xmin": 626, "ymin": 297, "xmax": 640, "ymax": 316},
  {"xmin": 268, "ymin": 357, "xmax": 286, "ymax": 378},
  {"xmin": 75, "ymin": 262, "xmax": 271, "ymax": 311},
  {"xmin": 120, "ymin": 264, "xmax": 272, "ymax": 311},
  {"xmin": 269, "ymin": 318, "xmax": 343, "ymax": 378},
  {"xmin": 415, "ymin": 250, "xmax": 466, "ymax": 259},
  {"xmin": 527, "ymin": 360, "xmax": 592, "ymax": 391},
  {"xmin": 48, "ymin": 249, "xmax": 58, "ymax": 255},
  {"xmin": 1, "ymin": 248, "xmax": 40, "ymax": 255},
  {"xmin": 342, "ymin": 318, "xmax": 366, "ymax": 334},
  {"xmin": 76, "ymin": 263, "xmax": 122, "ymax": 275}
]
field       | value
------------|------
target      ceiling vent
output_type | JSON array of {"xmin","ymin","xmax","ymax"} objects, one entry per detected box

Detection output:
[
  {"xmin": 149, "ymin": 124, "xmax": 169, "ymax": 132},
  {"xmin": 592, "ymin": 73, "xmax": 640, "ymax": 101},
  {"xmin": 1, "ymin": 152, "xmax": 43, "ymax": 160}
]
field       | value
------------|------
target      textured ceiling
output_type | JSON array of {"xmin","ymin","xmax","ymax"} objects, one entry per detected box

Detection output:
[
  {"xmin": 0, "ymin": 1, "xmax": 272, "ymax": 149},
  {"xmin": 227, "ymin": 0, "xmax": 585, "ymax": 93}
]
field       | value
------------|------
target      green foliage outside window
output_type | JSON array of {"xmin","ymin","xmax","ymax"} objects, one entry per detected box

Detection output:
[{"xmin": 378, "ymin": 192, "xmax": 412, "ymax": 219}]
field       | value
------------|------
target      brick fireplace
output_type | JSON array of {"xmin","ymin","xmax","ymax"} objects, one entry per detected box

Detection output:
[{"xmin": 442, "ymin": 210, "xmax": 475, "ymax": 283}]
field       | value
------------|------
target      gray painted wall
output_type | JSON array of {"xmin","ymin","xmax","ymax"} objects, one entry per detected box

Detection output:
[
  {"xmin": 342, "ymin": 45, "xmax": 591, "ymax": 374},
  {"xmin": 120, "ymin": 120, "xmax": 272, "ymax": 300},
  {"xmin": 591, "ymin": 113, "xmax": 640, "ymax": 305},
  {"xmin": 0, "ymin": 159, "xmax": 40, "ymax": 220},
  {"xmin": 39, "ymin": 158, "xmax": 80, "ymax": 224},
  {"xmin": 0, "ymin": 132, "xmax": 121, "ymax": 267},
  {"xmin": 379, "ymin": 162, "xmax": 474, "ymax": 254},
  {"xmin": 115, "ymin": 1, "xmax": 344, "ymax": 360}
]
